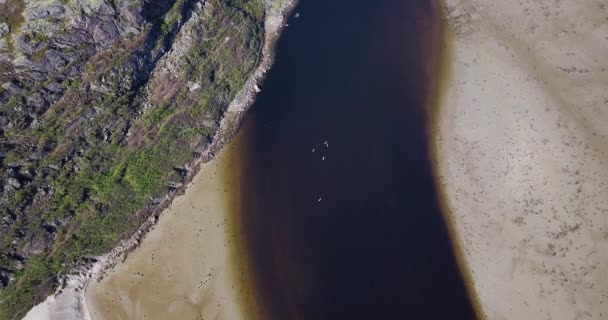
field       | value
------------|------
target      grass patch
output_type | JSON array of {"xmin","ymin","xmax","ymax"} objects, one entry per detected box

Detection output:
[{"xmin": 124, "ymin": 149, "xmax": 164, "ymax": 196}]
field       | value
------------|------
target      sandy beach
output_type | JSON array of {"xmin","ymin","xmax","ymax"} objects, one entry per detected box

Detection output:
[{"xmin": 438, "ymin": 0, "xmax": 608, "ymax": 319}]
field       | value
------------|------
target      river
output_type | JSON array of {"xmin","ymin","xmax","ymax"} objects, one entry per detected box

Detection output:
[
  {"xmin": 87, "ymin": 0, "xmax": 478, "ymax": 319},
  {"xmin": 233, "ymin": 0, "xmax": 477, "ymax": 319}
]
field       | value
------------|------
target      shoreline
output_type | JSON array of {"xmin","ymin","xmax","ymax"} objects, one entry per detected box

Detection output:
[
  {"xmin": 437, "ymin": 1, "xmax": 608, "ymax": 319},
  {"xmin": 22, "ymin": 1, "xmax": 297, "ymax": 319},
  {"xmin": 428, "ymin": 2, "xmax": 484, "ymax": 318}
]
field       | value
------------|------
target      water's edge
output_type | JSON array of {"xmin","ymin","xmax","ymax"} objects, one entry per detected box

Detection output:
[{"xmin": 427, "ymin": 2, "xmax": 483, "ymax": 318}]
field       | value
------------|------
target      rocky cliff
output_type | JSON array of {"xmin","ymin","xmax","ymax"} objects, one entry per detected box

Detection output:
[{"xmin": 0, "ymin": 0, "xmax": 270, "ymax": 318}]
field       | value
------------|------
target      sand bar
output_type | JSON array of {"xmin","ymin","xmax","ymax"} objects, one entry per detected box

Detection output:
[{"xmin": 438, "ymin": 1, "xmax": 608, "ymax": 319}]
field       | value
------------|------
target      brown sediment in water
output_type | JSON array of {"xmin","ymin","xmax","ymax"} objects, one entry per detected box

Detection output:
[{"xmin": 222, "ymin": 117, "xmax": 272, "ymax": 320}]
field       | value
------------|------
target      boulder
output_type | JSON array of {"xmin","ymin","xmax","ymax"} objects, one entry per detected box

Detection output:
[
  {"xmin": 0, "ymin": 269, "xmax": 12, "ymax": 288},
  {"xmin": 41, "ymin": 221, "xmax": 58, "ymax": 235},
  {"xmin": 20, "ymin": 232, "xmax": 52, "ymax": 257},
  {"xmin": 7, "ymin": 178, "xmax": 21, "ymax": 189},
  {"xmin": 25, "ymin": 4, "xmax": 67, "ymax": 20},
  {"xmin": 202, "ymin": 119, "xmax": 218, "ymax": 129},
  {"xmin": 9, "ymin": 259, "xmax": 23, "ymax": 271},
  {"xmin": 0, "ymin": 23, "xmax": 9, "ymax": 37}
]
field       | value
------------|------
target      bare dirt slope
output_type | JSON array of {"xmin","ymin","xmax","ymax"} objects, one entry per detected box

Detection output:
[{"xmin": 438, "ymin": 1, "xmax": 608, "ymax": 319}]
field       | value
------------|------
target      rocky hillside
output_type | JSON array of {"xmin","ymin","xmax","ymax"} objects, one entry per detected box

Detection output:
[{"xmin": 0, "ymin": 0, "xmax": 269, "ymax": 318}]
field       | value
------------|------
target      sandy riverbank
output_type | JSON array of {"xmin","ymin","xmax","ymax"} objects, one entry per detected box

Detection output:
[
  {"xmin": 438, "ymin": 0, "xmax": 608, "ymax": 319},
  {"xmin": 85, "ymin": 142, "xmax": 246, "ymax": 320}
]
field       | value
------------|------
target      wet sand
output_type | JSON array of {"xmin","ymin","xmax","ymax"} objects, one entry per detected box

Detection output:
[
  {"xmin": 85, "ymin": 142, "xmax": 249, "ymax": 320},
  {"xmin": 438, "ymin": 0, "xmax": 608, "ymax": 319}
]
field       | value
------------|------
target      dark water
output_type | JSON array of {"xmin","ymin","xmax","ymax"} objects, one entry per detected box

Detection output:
[{"xmin": 235, "ymin": 0, "xmax": 477, "ymax": 319}]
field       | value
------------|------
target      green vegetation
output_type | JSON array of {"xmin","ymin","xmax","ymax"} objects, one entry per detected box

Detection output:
[
  {"xmin": 125, "ymin": 150, "xmax": 162, "ymax": 195},
  {"xmin": 272, "ymin": 0, "xmax": 283, "ymax": 11},
  {"xmin": 0, "ymin": 257, "xmax": 63, "ymax": 319},
  {"xmin": 0, "ymin": 0, "xmax": 265, "ymax": 318},
  {"xmin": 227, "ymin": 0, "xmax": 266, "ymax": 21},
  {"xmin": 159, "ymin": 16, "xmax": 174, "ymax": 36}
]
